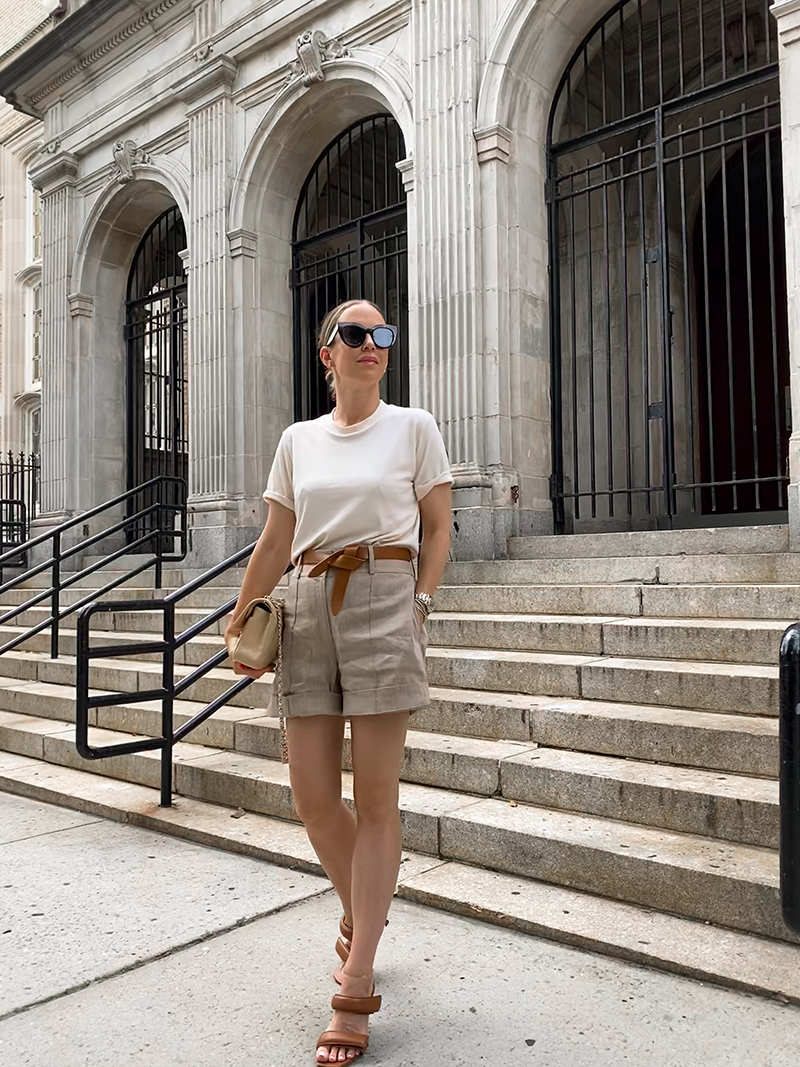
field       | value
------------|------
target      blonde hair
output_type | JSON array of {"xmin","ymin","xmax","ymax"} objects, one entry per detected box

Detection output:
[{"xmin": 318, "ymin": 299, "xmax": 384, "ymax": 399}]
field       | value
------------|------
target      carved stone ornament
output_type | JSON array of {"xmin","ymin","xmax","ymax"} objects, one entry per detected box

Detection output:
[
  {"xmin": 42, "ymin": 139, "xmax": 61, "ymax": 156},
  {"xmin": 195, "ymin": 44, "xmax": 213, "ymax": 62},
  {"xmin": 112, "ymin": 140, "xmax": 151, "ymax": 184},
  {"xmin": 287, "ymin": 29, "xmax": 348, "ymax": 87}
]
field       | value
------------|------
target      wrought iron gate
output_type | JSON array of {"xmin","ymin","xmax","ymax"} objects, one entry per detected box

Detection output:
[
  {"xmin": 548, "ymin": 0, "xmax": 788, "ymax": 531},
  {"xmin": 292, "ymin": 115, "xmax": 409, "ymax": 422},
  {"xmin": 125, "ymin": 206, "xmax": 188, "ymax": 540}
]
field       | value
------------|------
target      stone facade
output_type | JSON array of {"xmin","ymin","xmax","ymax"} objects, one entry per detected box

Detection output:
[{"xmin": 0, "ymin": 0, "xmax": 797, "ymax": 561}]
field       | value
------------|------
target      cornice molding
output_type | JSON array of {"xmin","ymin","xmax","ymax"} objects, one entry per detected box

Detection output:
[
  {"xmin": 396, "ymin": 157, "xmax": 414, "ymax": 194},
  {"xmin": 68, "ymin": 292, "xmax": 95, "ymax": 318},
  {"xmin": 0, "ymin": 0, "xmax": 184, "ymax": 116},
  {"xmin": 475, "ymin": 124, "xmax": 512, "ymax": 166},
  {"xmin": 227, "ymin": 229, "xmax": 258, "ymax": 259},
  {"xmin": 172, "ymin": 54, "xmax": 238, "ymax": 113},
  {"xmin": 15, "ymin": 263, "xmax": 42, "ymax": 288},
  {"xmin": 29, "ymin": 151, "xmax": 79, "ymax": 194},
  {"xmin": 772, "ymin": 0, "xmax": 800, "ymax": 43}
]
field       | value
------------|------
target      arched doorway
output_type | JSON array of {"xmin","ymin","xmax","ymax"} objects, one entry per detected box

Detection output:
[
  {"xmin": 125, "ymin": 206, "xmax": 188, "ymax": 492},
  {"xmin": 292, "ymin": 115, "xmax": 409, "ymax": 422},
  {"xmin": 547, "ymin": 0, "xmax": 787, "ymax": 531}
]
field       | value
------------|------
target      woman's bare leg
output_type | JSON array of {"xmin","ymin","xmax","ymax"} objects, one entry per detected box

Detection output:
[
  {"xmin": 287, "ymin": 715, "xmax": 357, "ymax": 931},
  {"xmin": 317, "ymin": 710, "xmax": 410, "ymax": 1065}
]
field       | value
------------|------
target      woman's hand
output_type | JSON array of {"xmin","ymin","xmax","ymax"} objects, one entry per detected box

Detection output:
[{"xmin": 223, "ymin": 616, "xmax": 276, "ymax": 680}]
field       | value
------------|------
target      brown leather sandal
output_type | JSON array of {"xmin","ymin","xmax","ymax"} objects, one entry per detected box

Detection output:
[
  {"xmin": 315, "ymin": 986, "xmax": 382, "ymax": 1063},
  {"xmin": 334, "ymin": 917, "xmax": 389, "ymax": 984},
  {"xmin": 335, "ymin": 915, "xmax": 353, "ymax": 966}
]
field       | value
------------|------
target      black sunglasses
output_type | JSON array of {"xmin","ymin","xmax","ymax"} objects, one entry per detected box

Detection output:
[{"xmin": 326, "ymin": 322, "xmax": 398, "ymax": 350}]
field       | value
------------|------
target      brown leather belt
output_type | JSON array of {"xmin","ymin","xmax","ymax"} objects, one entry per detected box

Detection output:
[{"xmin": 299, "ymin": 545, "xmax": 413, "ymax": 616}]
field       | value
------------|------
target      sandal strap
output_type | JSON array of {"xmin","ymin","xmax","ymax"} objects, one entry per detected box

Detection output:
[
  {"xmin": 330, "ymin": 993, "xmax": 381, "ymax": 1014},
  {"xmin": 340, "ymin": 916, "xmax": 354, "ymax": 939},
  {"xmin": 316, "ymin": 1031, "xmax": 369, "ymax": 1052}
]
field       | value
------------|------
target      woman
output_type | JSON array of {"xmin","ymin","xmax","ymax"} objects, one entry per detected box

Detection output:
[{"xmin": 224, "ymin": 299, "xmax": 453, "ymax": 1064}]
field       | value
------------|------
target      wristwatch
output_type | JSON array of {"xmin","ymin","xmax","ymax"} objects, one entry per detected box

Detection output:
[{"xmin": 414, "ymin": 592, "xmax": 434, "ymax": 618}]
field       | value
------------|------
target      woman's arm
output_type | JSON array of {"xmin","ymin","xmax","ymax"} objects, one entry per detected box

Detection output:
[
  {"xmin": 416, "ymin": 482, "xmax": 452, "ymax": 599},
  {"xmin": 224, "ymin": 500, "xmax": 295, "ymax": 677}
]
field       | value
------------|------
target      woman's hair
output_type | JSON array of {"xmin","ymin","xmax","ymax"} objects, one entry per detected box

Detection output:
[{"xmin": 318, "ymin": 298, "xmax": 384, "ymax": 400}]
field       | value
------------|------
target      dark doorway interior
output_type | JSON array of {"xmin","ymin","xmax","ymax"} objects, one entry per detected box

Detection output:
[{"xmin": 693, "ymin": 133, "xmax": 789, "ymax": 516}]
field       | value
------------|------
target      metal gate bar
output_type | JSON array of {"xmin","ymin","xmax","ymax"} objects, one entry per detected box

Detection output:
[
  {"xmin": 548, "ymin": 0, "xmax": 786, "ymax": 531},
  {"xmin": 292, "ymin": 115, "xmax": 408, "ymax": 423}
]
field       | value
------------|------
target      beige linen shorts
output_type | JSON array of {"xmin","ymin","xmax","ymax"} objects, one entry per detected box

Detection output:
[{"xmin": 269, "ymin": 558, "xmax": 429, "ymax": 718}]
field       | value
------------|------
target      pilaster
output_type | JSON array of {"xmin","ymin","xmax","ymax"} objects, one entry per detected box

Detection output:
[
  {"xmin": 29, "ymin": 151, "xmax": 79, "ymax": 519},
  {"xmin": 174, "ymin": 56, "xmax": 257, "ymax": 563},
  {"xmin": 774, "ymin": 1, "xmax": 800, "ymax": 547},
  {"xmin": 411, "ymin": 1, "xmax": 519, "ymax": 558}
]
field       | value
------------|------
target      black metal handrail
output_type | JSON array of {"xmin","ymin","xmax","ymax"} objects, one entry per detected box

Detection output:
[
  {"xmin": 76, "ymin": 542, "xmax": 257, "ymax": 806},
  {"xmin": 0, "ymin": 499, "xmax": 28, "ymax": 563},
  {"xmin": 0, "ymin": 477, "xmax": 186, "ymax": 659},
  {"xmin": 780, "ymin": 624, "xmax": 800, "ymax": 937}
]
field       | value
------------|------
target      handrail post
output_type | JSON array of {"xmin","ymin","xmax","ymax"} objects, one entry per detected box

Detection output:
[
  {"xmin": 51, "ymin": 531, "xmax": 61, "ymax": 659},
  {"xmin": 155, "ymin": 484, "xmax": 163, "ymax": 591},
  {"xmin": 780, "ymin": 623, "xmax": 800, "ymax": 937},
  {"xmin": 160, "ymin": 601, "xmax": 176, "ymax": 807}
]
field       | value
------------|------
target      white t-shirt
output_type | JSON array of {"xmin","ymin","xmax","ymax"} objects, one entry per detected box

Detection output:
[{"xmin": 263, "ymin": 401, "xmax": 453, "ymax": 564}]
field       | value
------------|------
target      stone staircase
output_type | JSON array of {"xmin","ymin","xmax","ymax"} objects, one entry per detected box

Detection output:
[{"xmin": 1, "ymin": 527, "xmax": 800, "ymax": 1002}]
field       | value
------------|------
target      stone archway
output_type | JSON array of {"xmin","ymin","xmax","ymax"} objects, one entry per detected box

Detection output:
[
  {"xmin": 71, "ymin": 175, "xmax": 188, "ymax": 512},
  {"xmin": 229, "ymin": 62, "xmax": 414, "ymax": 506}
]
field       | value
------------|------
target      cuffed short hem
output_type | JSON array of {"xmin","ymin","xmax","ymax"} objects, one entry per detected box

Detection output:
[
  {"xmin": 344, "ymin": 682, "xmax": 429, "ymax": 716},
  {"xmin": 269, "ymin": 682, "xmax": 430, "ymax": 718}
]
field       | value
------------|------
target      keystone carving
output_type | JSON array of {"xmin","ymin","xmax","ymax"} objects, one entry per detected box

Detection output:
[
  {"xmin": 287, "ymin": 29, "xmax": 348, "ymax": 87},
  {"xmin": 112, "ymin": 139, "xmax": 150, "ymax": 184}
]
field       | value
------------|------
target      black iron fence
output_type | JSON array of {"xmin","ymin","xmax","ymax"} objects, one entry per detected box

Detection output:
[{"xmin": 0, "ymin": 453, "xmax": 39, "ymax": 553}]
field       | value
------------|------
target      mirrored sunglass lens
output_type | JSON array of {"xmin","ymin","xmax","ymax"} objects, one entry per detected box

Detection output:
[
  {"xmin": 339, "ymin": 324, "xmax": 367, "ymax": 347},
  {"xmin": 372, "ymin": 327, "xmax": 396, "ymax": 348}
]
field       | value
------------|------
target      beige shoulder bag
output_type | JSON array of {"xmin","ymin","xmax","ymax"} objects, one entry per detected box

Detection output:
[{"xmin": 225, "ymin": 597, "xmax": 287, "ymax": 763}]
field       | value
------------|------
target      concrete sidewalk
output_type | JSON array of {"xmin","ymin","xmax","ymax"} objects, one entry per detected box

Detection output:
[{"xmin": 1, "ymin": 793, "xmax": 798, "ymax": 1067}]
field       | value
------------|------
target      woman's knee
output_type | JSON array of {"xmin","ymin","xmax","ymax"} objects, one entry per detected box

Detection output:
[
  {"xmin": 291, "ymin": 784, "xmax": 344, "ymax": 828},
  {"xmin": 353, "ymin": 789, "xmax": 400, "ymax": 827}
]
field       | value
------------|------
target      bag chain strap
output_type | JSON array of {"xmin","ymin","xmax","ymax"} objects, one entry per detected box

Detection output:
[{"xmin": 275, "ymin": 600, "xmax": 288, "ymax": 764}]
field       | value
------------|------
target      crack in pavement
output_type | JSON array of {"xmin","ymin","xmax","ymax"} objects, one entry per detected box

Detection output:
[{"xmin": 0, "ymin": 885, "xmax": 335, "ymax": 1024}]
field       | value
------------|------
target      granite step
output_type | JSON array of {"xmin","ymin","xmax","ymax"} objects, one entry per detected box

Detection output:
[
  {"xmin": 427, "ymin": 648, "xmax": 779, "ymax": 715},
  {"xmin": 437, "ymin": 581, "xmax": 800, "ymax": 621},
  {"xmin": 0, "ymin": 640, "xmax": 780, "ymax": 717},
  {"xmin": 507, "ymin": 525, "xmax": 788, "ymax": 559},
  {"xmin": 430, "ymin": 613, "xmax": 787, "ymax": 665},
  {"xmin": 0, "ymin": 688, "xmax": 775, "ymax": 847},
  {"xmin": 445, "ymin": 553, "xmax": 800, "ymax": 587},
  {"xmin": 0, "ymin": 716, "xmax": 787, "ymax": 942},
  {"xmin": 2, "ymin": 755, "xmax": 798, "ymax": 1003}
]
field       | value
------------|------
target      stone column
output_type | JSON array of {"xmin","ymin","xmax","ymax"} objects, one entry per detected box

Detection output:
[
  {"xmin": 174, "ymin": 56, "xmax": 258, "ymax": 564},
  {"xmin": 28, "ymin": 150, "xmax": 79, "ymax": 524},
  {"xmin": 411, "ymin": 0, "xmax": 519, "ymax": 559},
  {"xmin": 774, "ymin": 1, "xmax": 800, "ymax": 548}
]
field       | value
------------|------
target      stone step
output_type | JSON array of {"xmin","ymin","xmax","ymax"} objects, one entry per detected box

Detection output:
[
  {"xmin": 430, "ymin": 613, "xmax": 787, "ymax": 665},
  {"xmin": 0, "ymin": 585, "xmax": 245, "ymax": 611},
  {"xmin": 445, "ymin": 553, "xmax": 800, "ymax": 587},
  {"xmin": 0, "ymin": 716, "xmax": 787, "ymax": 942},
  {"xmin": 523, "ymin": 698, "xmax": 778, "ymax": 778},
  {"xmin": 507, "ymin": 526, "xmax": 788, "ymax": 559},
  {"xmin": 2, "ymin": 755, "xmax": 798, "ymax": 1003},
  {"xmin": 17, "ymin": 567, "xmax": 243, "ymax": 590},
  {"xmin": 0, "ymin": 655, "xmax": 778, "ymax": 777},
  {"xmin": 0, "ymin": 625, "xmax": 224, "ymax": 667},
  {"xmin": 0, "ymin": 686, "xmax": 774, "ymax": 846},
  {"xmin": 437, "ymin": 581, "xmax": 800, "ymax": 621},
  {"xmin": 0, "ymin": 638, "xmax": 779, "ymax": 717},
  {"xmin": 427, "ymin": 648, "xmax": 778, "ymax": 715}
]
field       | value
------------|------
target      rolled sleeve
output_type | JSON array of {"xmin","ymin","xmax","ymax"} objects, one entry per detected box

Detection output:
[
  {"xmin": 413, "ymin": 412, "xmax": 453, "ymax": 501},
  {"xmin": 263, "ymin": 429, "xmax": 295, "ymax": 511}
]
